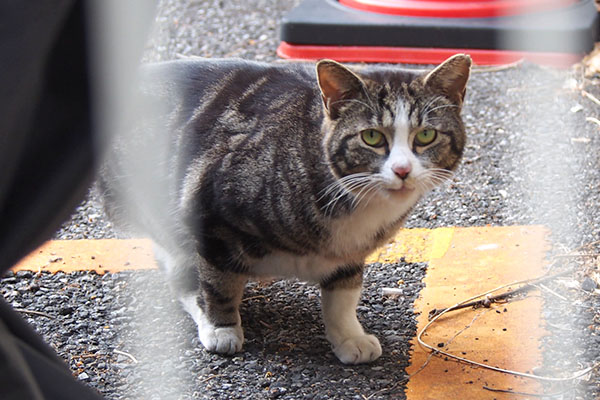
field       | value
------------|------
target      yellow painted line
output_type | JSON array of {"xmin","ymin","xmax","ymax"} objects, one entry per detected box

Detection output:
[
  {"xmin": 11, "ymin": 226, "xmax": 550, "ymax": 398},
  {"xmin": 11, "ymin": 238, "xmax": 156, "ymax": 274},
  {"xmin": 15, "ymin": 227, "xmax": 453, "ymax": 274},
  {"xmin": 406, "ymin": 225, "xmax": 549, "ymax": 399},
  {"xmin": 365, "ymin": 227, "xmax": 454, "ymax": 264}
]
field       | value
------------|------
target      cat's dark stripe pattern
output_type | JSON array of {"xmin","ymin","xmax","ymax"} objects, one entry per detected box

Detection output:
[{"xmin": 100, "ymin": 55, "xmax": 471, "ymax": 364}]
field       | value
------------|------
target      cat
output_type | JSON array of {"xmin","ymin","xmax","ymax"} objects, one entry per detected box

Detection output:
[{"xmin": 99, "ymin": 54, "xmax": 471, "ymax": 364}]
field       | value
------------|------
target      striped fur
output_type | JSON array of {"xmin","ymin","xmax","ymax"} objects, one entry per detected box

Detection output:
[{"xmin": 99, "ymin": 55, "xmax": 471, "ymax": 364}]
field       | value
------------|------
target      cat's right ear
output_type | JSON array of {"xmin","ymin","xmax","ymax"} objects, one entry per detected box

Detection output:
[{"xmin": 316, "ymin": 60, "xmax": 365, "ymax": 119}]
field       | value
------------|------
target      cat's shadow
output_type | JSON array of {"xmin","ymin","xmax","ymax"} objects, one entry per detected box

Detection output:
[
  {"xmin": 133, "ymin": 269, "xmax": 417, "ymax": 368},
  {"xmin": 135, "ymin": 272, "xmax": 413, "ymax": 398},
  {"xmin": 239, "ymin": 279, "xmax": 331, "ymax": 359}
]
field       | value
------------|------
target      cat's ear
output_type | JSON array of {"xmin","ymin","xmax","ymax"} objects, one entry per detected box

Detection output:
[
  {"xmin": 316, "ymin": 60, "xmax": 365, "ymax": 119},
  {"xmin": 424, "ymin": 54, "xmax": 472, "ymax": 106}
]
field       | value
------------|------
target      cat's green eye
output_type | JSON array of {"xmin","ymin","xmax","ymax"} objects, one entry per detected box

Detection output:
[
  {"xmin": 415, "ymin": 129, "xmax": 437, "ymax": 146},
  {"xmin": 361, "ymin": 129, "xmax": 385, "ymax": 147}
]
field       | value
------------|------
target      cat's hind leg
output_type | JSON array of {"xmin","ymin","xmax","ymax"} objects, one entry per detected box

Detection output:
[
  {"xmin": 178, "ymin": 278, "xmax": 245, "ymax": 355},
  {"xmin": 155, "ymin": 245, "xmax": 246, "ymax": 354},
  {"xmin": 320, "ymin": 264, "xmax": 382, "ymax": 364}
]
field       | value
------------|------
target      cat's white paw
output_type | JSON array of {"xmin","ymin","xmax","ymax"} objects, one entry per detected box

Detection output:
[
  {"xmin": 333, "ymin": 334, "xmax": 382, "ymax": 364},
  {"xmin": 198, "ymin": 325, "xmax": 244, "ymax": 355}
]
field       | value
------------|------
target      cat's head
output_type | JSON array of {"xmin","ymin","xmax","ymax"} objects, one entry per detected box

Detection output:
[{"xmin": 317, "ymin": 55, "xmax": 471, "ymax": 205}]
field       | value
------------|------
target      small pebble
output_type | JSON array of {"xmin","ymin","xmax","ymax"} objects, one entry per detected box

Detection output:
[{"xmin": 582, "ymin": 277, "xmax": 597, "ymax": 292}]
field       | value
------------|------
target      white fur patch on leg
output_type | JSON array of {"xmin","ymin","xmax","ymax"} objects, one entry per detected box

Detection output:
[
  {"xmin": 321, "ymin": 287, "xmax": 382, "ymax": 364},
  {"xmin": 333, "ymin": 334, "xmax": 382, "ymax": 365},
  {"xmin": 179, "ymin": 294, "xmax": 243, "ymax": 355},
  {"xmin": 198, "ymin": 325, "xmax": 243, "ymax": 355}
]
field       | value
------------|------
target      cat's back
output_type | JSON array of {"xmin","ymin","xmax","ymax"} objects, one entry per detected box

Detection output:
[
  {"xmin": 138, "ymin": 58, "xmax": 317, "ymax": 117},
  {"xmin": 100, "ymin": 58, "xmax": 326, "ymax": 242}
]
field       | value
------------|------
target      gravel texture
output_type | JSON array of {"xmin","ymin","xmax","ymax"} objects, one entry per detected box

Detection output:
[
  {"xmin": 1, "ymin": 263, "xmax": 426, "ymax": 399},
  {"xmin": 11, "ymin": 0, "xmax": 600, "ymax": 398}
]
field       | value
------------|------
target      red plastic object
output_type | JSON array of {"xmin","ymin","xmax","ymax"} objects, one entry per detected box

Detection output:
[
  {"xmin": 277, "ymin": 41, "xmax": 583, "ymax": 67},
  {"xmin": 339, "ymin": 0, "xmax": 579, "ymax": 18}
]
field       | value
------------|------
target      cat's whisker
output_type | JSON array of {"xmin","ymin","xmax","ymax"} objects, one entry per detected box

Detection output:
[
  {"xmin": 322, "ymin": 187, "xmax": 347, "ymax": 217},
  {"xmin": 425, "ymin": 179, "xmax": 447, "ymax": 189},
  {"xmin": 413, "ymin": 174, "xmax": 432, "ymax": 192},
  {"xmin": 427, "ymin": 175, "xmax": 454, "ymax": 185},
  {"xmin": 414, "ymin": 169, "xmax": 454, "ymax": 192},
  {"xmin": 423, "ymin": 171, "xmax": 452, "ymax": 184},
  {"xmin": 424, "ymin": 104, "xmax": 459, "ymax": 117},
  {"xmin": 322, "ymin": 172, "xmax": 377, "ymax": 211},
  {"xmin": 430, "ymin": 173, "xmax": 453, "ymax": 183},
  {"xmin": 359, "ymin": 181, "xmax": 384, "ymax": 209},
  {"xmin": 327, "ymin": 186, "xmax": 357, "ymax": 214},
  {"xmin": 421, "ymin": 95, "xmax": 447, "ymax": 118},
  {"xmin": 350, "ymin": 185, "xmax": 370, "ymax": 209},
  {"xmin": 422, "ymin": 168, "xmax": 454, "ymax": 178},
  {"xmin": 421, "ymin": 181, "xmax": 440, "ymax": 192},
  {"xmin": 421, "ymin": 95, "xmax": 443, "ymax": 112},
  {"xmin": 349, "ymin": 180, "xmax": 376, "ymax": 209},
  {"xmin": 345, "ymin": 177, "xmax": 375, "ymax": 192},
  {"xmin": 317, "ymin": 172, "xmax": 371, "ymax": 202},
  {"xmin": 423, "ymin": 181, "xmax": 448, "ymax": 192},
  {"xmin": 358, "ymin": 83, "xmax": 378, "ymax": 113},
  {"xmin": 421, "ymin": 117, "xmax": 448, "ymax": 125},
  {"xmin": 318, "ymin": 181, "xmax": 345, "ymax": 202},
  {"xmin": 432, "ymin": 173, "xmax": 455, "ymax": 185},
  {"xmin": 321, "ymin": 174, "xmax": 375, "ymax": 216},
  {"xmin": 351, "ymin": 177, "xmax": 385, "ymax": 209},
  {"xmin": 331, "ymin": 98, "xmax": 377, "ymax": 114},
  {"xmin": 327, "ymin": 177, "xmax": 371, "ymax": 210},
  {"xmin": 414, "ymin": 180, "xmax": 430, "ymax": 194}
]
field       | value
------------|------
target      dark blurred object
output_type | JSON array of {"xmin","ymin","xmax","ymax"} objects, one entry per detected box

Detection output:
[{"xmin": 0, "ymin": 1, "xmax": 153, "ymax": 398}]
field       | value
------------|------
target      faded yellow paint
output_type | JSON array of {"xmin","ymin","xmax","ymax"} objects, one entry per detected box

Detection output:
[
  {"xmin": 15, "ymin": 228, "xmax": 456, "ymax": 274},
  {"xmin": 427, "ymin": 227, "xmax": 455, "ymax": 259},
  {"xmin": 406, "ymin": 225, "xmax": 550, "ymax": 400},
  {"xmin": 10, "ymin": 226, "xmax": 551, "ymax": 399},
  {"xmin": 11, "ymin": 238, "xmax": 156, "ymax": 274},
  {"xmin": 365, "ymin": 227, "xmax": 454, "ymax": 264}
]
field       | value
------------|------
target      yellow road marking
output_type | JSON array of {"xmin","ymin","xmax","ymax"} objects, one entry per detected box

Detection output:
[
  {"xmin": 365, "ymin": 227, "xmax": 454, "ymax": 264},
  {"xmin": 12, "ymin": 238, "xmax": 156, "ymax": 274},
  {"xmin": 15, "ymin": 227, "xmax": 455, "ymax": 274},
  {"xmin": 10, "ymin": 226, "xmax": 551, "ymax": 399},
  {"xmin": 406, "ymin": 225, "xmax": 549, "ymax": 399}
]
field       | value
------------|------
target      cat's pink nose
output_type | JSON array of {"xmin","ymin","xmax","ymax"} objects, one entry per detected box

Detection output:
[{"xmin": 392, "ymin": 163, "xmax": 412, "ymax": 180}]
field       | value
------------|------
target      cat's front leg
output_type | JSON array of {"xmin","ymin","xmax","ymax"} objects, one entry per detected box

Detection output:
[{"xmin": 320, "ymin": 264, "xmax": 382, "ymax": 364}]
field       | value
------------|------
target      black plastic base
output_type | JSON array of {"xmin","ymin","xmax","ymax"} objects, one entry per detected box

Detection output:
[{"xmin": 280, "ymin": 0, "xmax": 599, "ymax": 53}]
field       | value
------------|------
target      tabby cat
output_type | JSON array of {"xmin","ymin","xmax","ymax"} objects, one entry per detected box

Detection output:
[{"xmin": 99, "ymin": 54, "xmax": 471, "ymax": 364}]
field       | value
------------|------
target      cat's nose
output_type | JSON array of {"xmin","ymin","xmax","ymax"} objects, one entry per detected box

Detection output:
[{"xmin": 392, "ymin": 163, "xmax": 412, "ymax": 180}]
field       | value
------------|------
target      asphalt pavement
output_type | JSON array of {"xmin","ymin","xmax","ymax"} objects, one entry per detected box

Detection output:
[{"xmin": 3, "ymin": 0, "xmax": 600, "ymax": 398}]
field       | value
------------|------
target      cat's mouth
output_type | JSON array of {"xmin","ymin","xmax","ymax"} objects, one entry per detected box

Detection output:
[{"xmin": 386, "ymin": 184, "xmax": 415, "ymax": 196}]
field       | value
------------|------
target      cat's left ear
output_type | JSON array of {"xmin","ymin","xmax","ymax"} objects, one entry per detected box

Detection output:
[
  {"xmin": 423, "ymin": 54, "xmax": 472, "ymax": 106},
  {"xmin": 316, "ymin": 59, "xmax": 366, "ymax": 119}
]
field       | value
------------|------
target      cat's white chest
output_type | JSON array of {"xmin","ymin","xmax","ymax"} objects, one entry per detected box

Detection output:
[
  {"xmin": 251, "ymin": 251, "xmax": 342, "ymax": 282},
  {"xmin": 250, "ymin": 191, "xmax": 420, "ymax": 282},
  {"xmin": 327, "ymin": 191, "xmax": 420, "ymax": 258}
]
